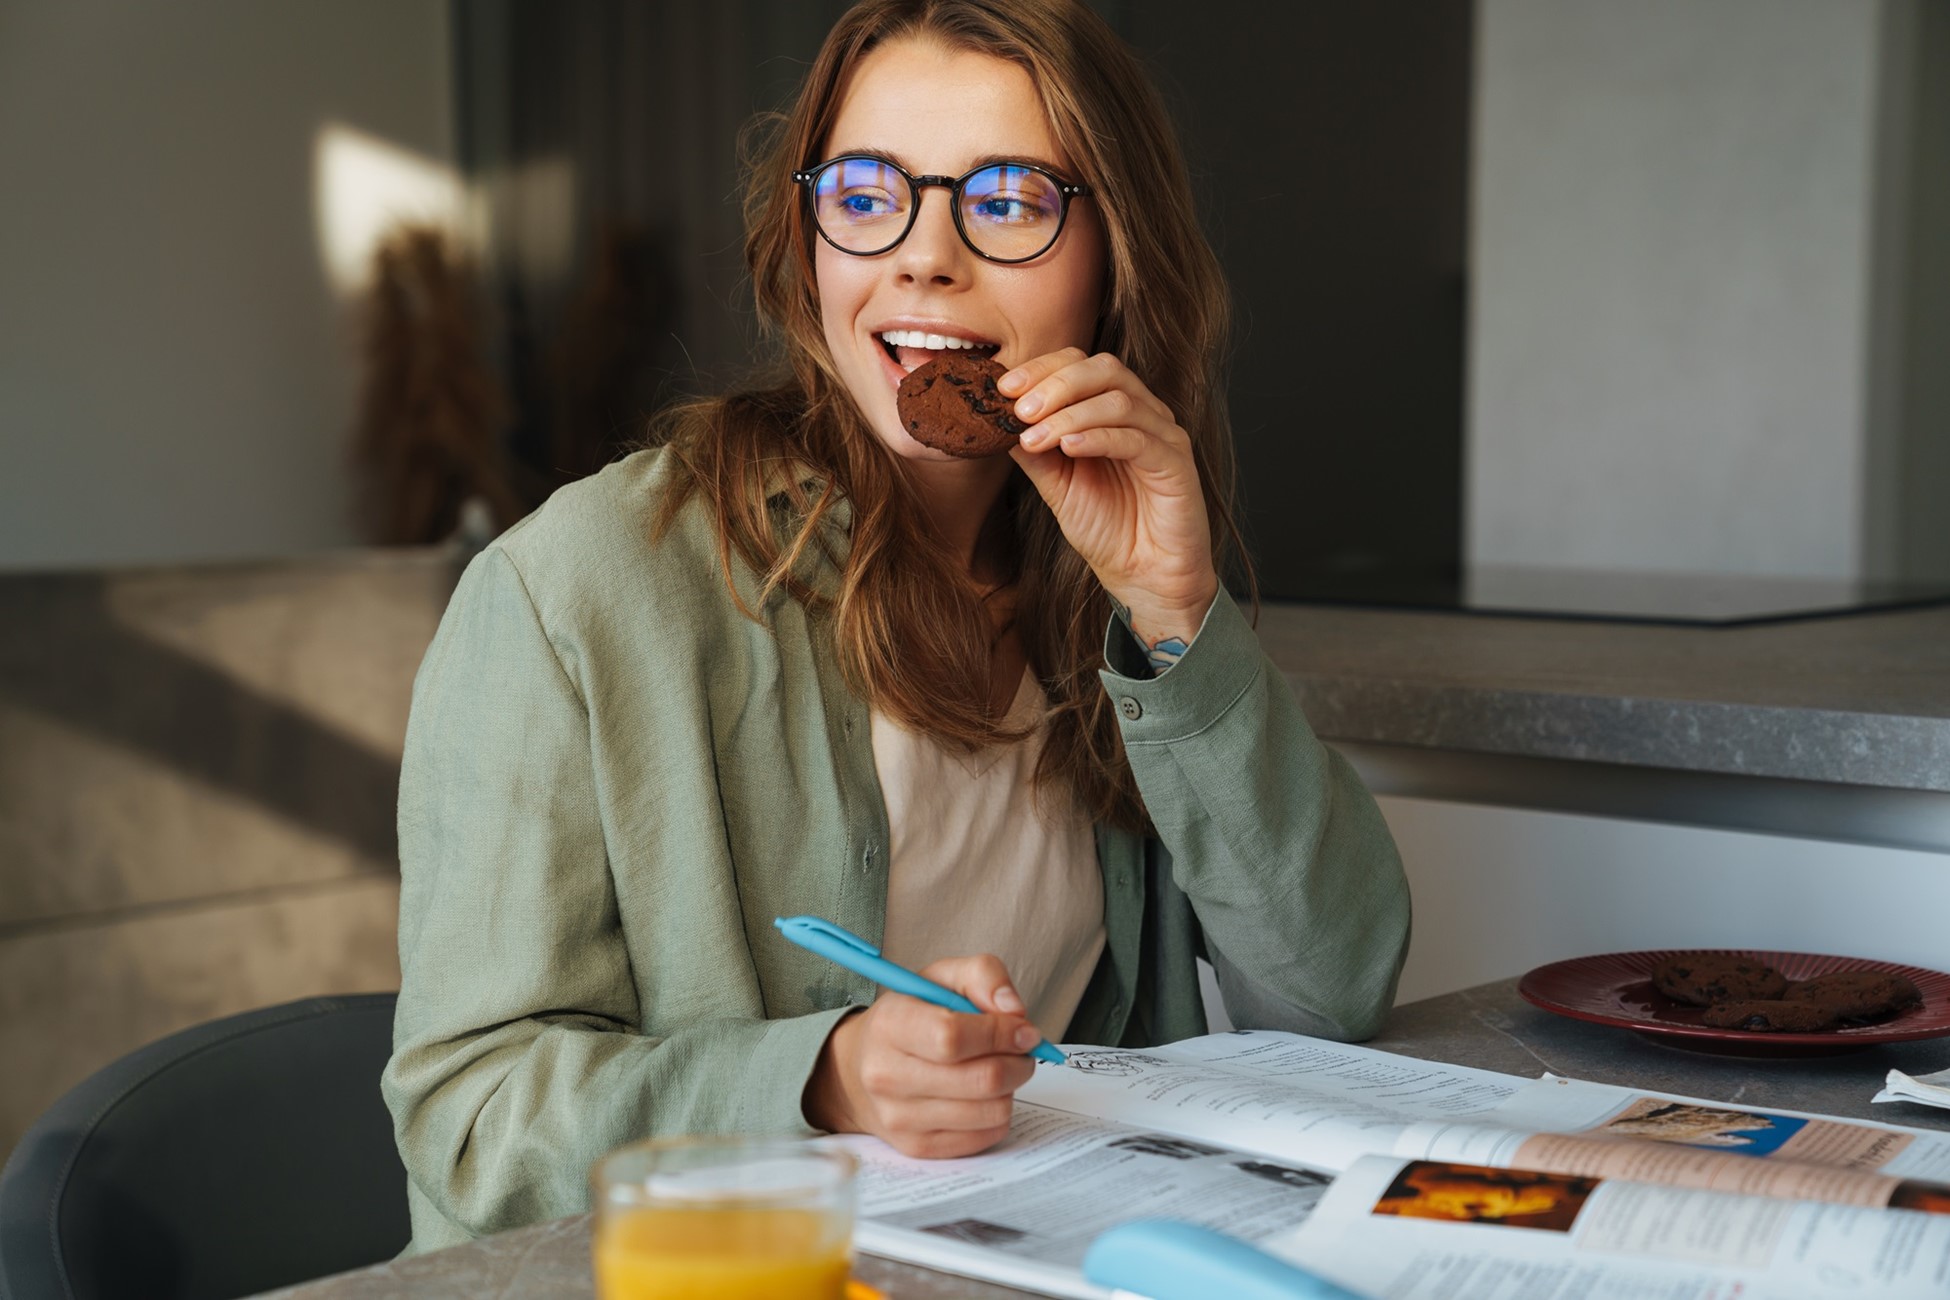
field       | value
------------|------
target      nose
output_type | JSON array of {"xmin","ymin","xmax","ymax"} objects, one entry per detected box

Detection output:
[{"xmin": 892, "ymin": 186, "xmax": 971, "ymax": 286}]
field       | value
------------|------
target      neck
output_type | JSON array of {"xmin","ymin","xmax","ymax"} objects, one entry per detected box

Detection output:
[{"xmin": 903, "ymin": 454, "xmax": 1018, "ymax": 583}]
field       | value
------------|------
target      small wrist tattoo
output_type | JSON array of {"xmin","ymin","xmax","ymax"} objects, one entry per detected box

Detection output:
[{"xmin": 1146, "ymin": 636, "xmax": 1190, "ymax": 675}]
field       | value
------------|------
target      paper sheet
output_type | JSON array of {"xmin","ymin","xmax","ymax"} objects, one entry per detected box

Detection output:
[
  {"xmin": 844, "ymin": 1032, "xmax": 1950, "ymax": 1298},
  {"xmin": 1273, "ymin": 1153, "xmax": 1950, "ymax": 1300},
  {"xmin": 1874, "ymin": 1065, "xmax": 1950, "ymax": 1111},
  {"xmin": 836, "ymin": 1102, "xmax": 1334, "ymax": 1298}
]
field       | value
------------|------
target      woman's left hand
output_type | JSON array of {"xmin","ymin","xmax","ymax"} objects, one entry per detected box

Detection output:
[{"xmin": 1003, "ymin": 348, "xmax": 1220, "ymax": 653}]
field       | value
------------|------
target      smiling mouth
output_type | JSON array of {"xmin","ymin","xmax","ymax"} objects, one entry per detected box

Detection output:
[{"xmin": 878, "ymin": 329, "xmax": 1000, "ymax": 374}]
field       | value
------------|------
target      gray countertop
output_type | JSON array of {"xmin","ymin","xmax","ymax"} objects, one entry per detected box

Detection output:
[
  {"xmin": 1254, "ymin": 601, "xmax": 1950, "ymax": 793},
  {"xmin": 259, "ymin": 978, "xmax": 1950, "ymax": 1300},
  {"xmin": 22, "ymin": 551, "xmax": 1939, "ymax": 795}
]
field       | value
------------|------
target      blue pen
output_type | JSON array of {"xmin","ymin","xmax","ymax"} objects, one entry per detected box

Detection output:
[
  {"xmin": 1084, "ymin": 1221, "xmax": 1367, "ymax": 1300},
  {"xmin": 774, "ymin": 915, "xmax": 1067, "ymax": 1065}
]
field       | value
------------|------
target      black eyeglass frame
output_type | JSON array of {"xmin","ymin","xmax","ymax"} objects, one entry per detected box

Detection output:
[{"xmin": 792, "ymin": 154, "xmax": 1093, "ymax": 265}]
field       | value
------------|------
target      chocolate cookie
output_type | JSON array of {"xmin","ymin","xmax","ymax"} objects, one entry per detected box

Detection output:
[
  {"xmin": 897, "ymin": 352, "xmax": 1024, "ymax": 458},
  {"xmin": 1783, "ymin": 971, "xmax": 1922, "ymax": 1021},
  {"xmin": 1701, "ymin": 999, "xmax": 1840, "ymax": 1032},
  {"xmin": 1651, "ymin": 955, "xmax": 1789, "ymax": 1006}
]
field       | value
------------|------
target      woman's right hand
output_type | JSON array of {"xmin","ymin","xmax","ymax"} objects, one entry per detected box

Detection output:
[{"xmin": 803, "ymin": 954, "xmax": 1043, "ymax": 1158}]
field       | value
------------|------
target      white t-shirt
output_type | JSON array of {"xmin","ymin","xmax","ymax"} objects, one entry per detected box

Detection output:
[{"xmin": 872, "ymin": 671, "xmax": 1106, "ymax": 1040}]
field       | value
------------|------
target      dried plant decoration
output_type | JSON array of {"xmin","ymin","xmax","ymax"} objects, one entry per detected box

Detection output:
[
  {"xmin": 546, "ymin": 219, "xmax": 674, "ymax": 485},
  {"xmin": 350, "ymin": 224, "xmax": 526, "ymax": 545}
]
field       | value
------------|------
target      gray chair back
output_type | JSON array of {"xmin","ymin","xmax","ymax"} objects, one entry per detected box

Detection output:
[{"xmin": 0, "ymin": 993, "xmax": 408, "ymax": 1300}]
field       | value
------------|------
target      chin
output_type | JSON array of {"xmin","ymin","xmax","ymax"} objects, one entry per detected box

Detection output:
[{"xmin": 876, "ymin": 424, "xmax": 957, "ymax": 463}]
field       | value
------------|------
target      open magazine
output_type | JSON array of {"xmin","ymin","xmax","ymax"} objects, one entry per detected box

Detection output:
[{"xmin": 827, "ymin": 1030, "xmax": 1950, "ymax": 1299}]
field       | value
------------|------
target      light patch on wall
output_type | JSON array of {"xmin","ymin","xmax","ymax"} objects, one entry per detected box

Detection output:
[
  {"xmin": 312, "ymin": 122, "xmax": 472, "ymax": 295},
  {"xmin": 484, "ymin": 153, "xmax": 577, "ymax": 289}
]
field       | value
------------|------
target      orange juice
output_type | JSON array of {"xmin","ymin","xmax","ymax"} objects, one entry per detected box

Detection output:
[{"xmin": 593, "ymin": 1205, "xmax": 851, "ymax": 1300}]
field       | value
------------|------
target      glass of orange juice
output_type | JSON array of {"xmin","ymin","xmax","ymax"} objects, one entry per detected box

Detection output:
[{"xmin": 590, "ymin": 1136, "xmax": 859, "ymax": 1300}]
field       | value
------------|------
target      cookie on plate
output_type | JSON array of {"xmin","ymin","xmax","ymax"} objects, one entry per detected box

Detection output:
[
  {"xmin": 1700, "ymin": 999, "xmax": 1840, "ymax": 1032},
  {"xmin": 1783, "ymin": 970, "xmax": 1922, "ymax": 1022},
  {"xmin": 1651, "ymin": 954, "xmax": 1789, "ymax": 1006}
]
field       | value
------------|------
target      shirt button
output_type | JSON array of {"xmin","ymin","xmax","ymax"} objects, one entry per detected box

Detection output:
[{"xmin": 1118, "ymin": 696, "xmax": 1143, "ymax": 722}]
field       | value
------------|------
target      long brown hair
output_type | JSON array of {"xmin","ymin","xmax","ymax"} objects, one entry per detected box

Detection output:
[{"xmin": 655, "ymin": 0, "xmax": 1247, "ymax": 833}]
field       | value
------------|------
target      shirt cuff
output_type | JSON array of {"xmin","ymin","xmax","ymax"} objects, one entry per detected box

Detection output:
[
  {"xmin": 1097, "ymin": 595, "xmax": 1266, "ymax": 746},
  {"xmin": 736, "ymin": 1005, "xmax": 860, "ymax": 1136}
]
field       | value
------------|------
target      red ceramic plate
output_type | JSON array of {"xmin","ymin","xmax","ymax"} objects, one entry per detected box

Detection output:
[{"xmin": 1518, "ymin": 949, "xmax": 1950, "ymax": 1057}]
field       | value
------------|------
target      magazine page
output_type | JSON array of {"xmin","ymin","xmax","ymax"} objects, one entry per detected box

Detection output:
[
  {"xmin": 831, "ymin": 1101, "xmax": 1336, "ymax": 1299},
  {"xmin": 1015, "ymin": 1030, "xmax": 1526, "ymax": 1174},
  {"xmin": 1504, "ymin": 1076, "xmax": 1950, "ymax": 1178},
  {"xmin": 1271, "ymin": 1154, "xmax": 1950, "ymax": 1300},
  {"xmin": 1395, "ymin": 1076, "xmax": 1950, "ymax": 1212}
]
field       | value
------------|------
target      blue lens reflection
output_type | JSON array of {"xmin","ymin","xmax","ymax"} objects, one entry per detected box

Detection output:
[{"xmin": 815, "ymin": 159, "xmax": 909, "ymax": 236}]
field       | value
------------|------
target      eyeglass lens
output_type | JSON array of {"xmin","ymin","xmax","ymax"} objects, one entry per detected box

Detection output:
[{"xmin": 810, "ymin": 158, "xmax": 1068, "ymax": 262}]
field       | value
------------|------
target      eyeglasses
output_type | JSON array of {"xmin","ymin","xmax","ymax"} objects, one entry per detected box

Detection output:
[{"xmin": 792, "ymin": 155, "xmax": 1092, "ymax": 264}]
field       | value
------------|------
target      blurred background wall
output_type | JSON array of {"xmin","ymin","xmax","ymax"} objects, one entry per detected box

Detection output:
[
  {"xmin": 0, "ymin": 0, "xmax": 454, "ymax": 570},
  {"xmin": 1469, "ymin": 0, "xmax": 1950, "ymax": 582},
  {"xmin": 1121, "ymin": 0, "xmax": 1472, "ymax": 602},
  {"xmin": 5, "ymin": 0, "xmax": 1945, "ymax": 584}
]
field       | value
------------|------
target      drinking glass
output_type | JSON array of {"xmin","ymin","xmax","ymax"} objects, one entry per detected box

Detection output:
[{"xmin": 590, "ymin": 1136, "xmax": 859, "ymax": 1300}]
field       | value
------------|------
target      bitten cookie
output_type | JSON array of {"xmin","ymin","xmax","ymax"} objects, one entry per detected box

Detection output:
[
  {"xmin": 1701, "ymin": 999, "xmax": 1840, "ymax": 1032},
  {"xmin": 1783, "ymin": 971, "xmax": 1922, "ymax": 1021},
  {"xmin": 897, "ymin": 352, "xmax": 1024, "ymax": 458},
  {"xmin": 1651, "ymin": 955, "xmax": 1789, "ymax": 1006}
]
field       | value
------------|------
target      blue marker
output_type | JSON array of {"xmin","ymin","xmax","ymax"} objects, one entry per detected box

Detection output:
[
  {"xmin": 774, "ymin": 915, "xmax": 1067, "ymax": 1065},
  {"xmin": 1084, "ymin": 1221, "xmax": 1367, "ymax": 1300}
]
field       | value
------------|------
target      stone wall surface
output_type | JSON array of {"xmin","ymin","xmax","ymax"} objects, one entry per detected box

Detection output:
[{"xmin": 0, "ymin": 548, "xmax": 459, "ymax": 1162}]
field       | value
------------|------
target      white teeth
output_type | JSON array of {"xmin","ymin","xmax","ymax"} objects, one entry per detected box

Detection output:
[{"xmin": 878, "ymin": 329, "xmax": 991, "ymax": 351}]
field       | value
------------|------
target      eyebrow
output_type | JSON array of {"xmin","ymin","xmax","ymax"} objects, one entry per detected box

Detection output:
[{"xmin": 832, "ymin": 146, "xmax": 1077, "ymax": 179}]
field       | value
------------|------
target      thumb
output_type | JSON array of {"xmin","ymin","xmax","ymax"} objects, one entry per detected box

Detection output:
[{"xmin": 1008, "ymin": 443, "xmax": 1072, "ymax": 514}]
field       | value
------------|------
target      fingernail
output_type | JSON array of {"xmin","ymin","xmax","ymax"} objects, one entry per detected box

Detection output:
[
  {"xmin": 1014, "ymin": 1025, "xmax": 1039, "ymax": 1051},
  {"xmin": 999, "ymin": 368, "xmax": 1025, "ymax": 393},
  {"xmin": 995, "ymin": 985, "xmax": 1025, "ymax": 1013},
  {"xmin": 1015, "ymin": 393, "xmax": 1043, "ymax": 419}
]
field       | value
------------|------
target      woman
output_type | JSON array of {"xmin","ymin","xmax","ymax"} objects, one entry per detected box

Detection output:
[{"xmin": 384, "ymin": 0, "xmax": 1410, "ymax": 1253}]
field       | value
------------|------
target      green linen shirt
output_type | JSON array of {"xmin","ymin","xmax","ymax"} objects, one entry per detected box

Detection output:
[{"xmin": 382, "ymin": 448, "xmax": 1410, "ymax": 1253}]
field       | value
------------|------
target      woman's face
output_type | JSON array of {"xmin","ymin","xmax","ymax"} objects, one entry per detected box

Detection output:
[{"xmin": 813, "ymin": 38, "xmax": 1107, "ymax": 462}]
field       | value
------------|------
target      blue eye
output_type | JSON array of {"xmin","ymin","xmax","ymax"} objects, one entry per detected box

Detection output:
[
  {"xmin": 825, "ymin": 188, "xmax": 902, "ymax": 223},
  {"xmin": 974, "ymin": 196, "xmax": 1043, "ymax": 223},
  {"xmin": 962, "ymin": 165, "xmax": 1060, "ymax": 230}
]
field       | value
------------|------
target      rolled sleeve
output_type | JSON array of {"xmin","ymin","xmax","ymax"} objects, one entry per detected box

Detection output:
[
  {"xmin": 1099, "ymin": 592, "xmax": 1262, "ymax": 738},
  {"xmin": 1098, "ymin": 595, "xmax": 1410, "ymax": 1041}
]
